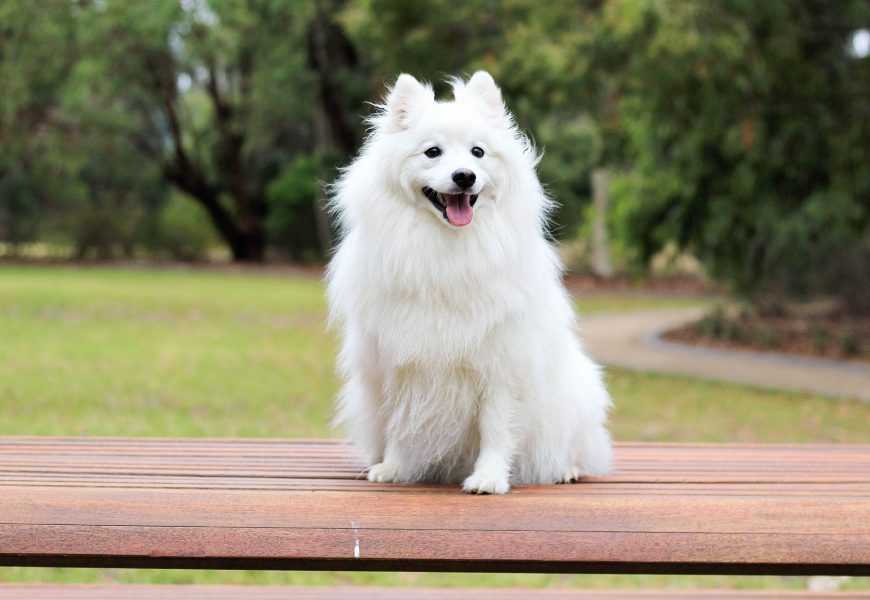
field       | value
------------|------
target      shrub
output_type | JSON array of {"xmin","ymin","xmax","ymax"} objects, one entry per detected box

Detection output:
[
  {"xmin": 841, "ymin": 334, "xmax": 860, "ymax": 357},
  {"xmin": 759, "ymin": 328, "xmax": 778, "ymax": 348},
  {"xmin": 145, "ymin": 194, "xmax": 216, "ymax": 261},
  {"xmin": 64, "ymin": 198, "xmax": 145, "ymax": 260},
  {"xmin": 811, "ymin": 328, "xmax": 829, "ymax": 353},
  {"xmin": 265, "ymin": 154, "xmax": 326, "ymax": 261}
]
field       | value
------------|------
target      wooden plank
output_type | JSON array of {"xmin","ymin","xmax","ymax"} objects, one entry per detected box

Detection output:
[
  {"xmin": 3, "ymin": 486, "xmax": 868, "ymax": 534},
  {"xmin": 0, "ymin": 585, "xmax": 866, "ymax": 600},
  {"xmin": 3, "ymin": 524, "xmax": 868, "ymax": 574},
  {"xmin": 0, "ymin": 438, "xmax": 868, "ymax": 575},
  {"xmin": 0, "ymin": 439, "xmax": 866, "ymax": 483}
]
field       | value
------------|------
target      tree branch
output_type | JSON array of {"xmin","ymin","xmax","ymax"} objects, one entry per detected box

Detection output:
[
  {"xmin": 206, "ymin": 64, "xmax": 259, "ymax": 236},
  {"xmin": 140, "ymin": 50, "xmax": 243, "ymax": 252}
]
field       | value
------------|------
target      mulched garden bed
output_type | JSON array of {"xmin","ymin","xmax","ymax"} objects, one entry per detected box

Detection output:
[
  {"xmin": 563, "ymin": 274, "xmax": 712, "ymax": 295},
  {"xmin": 664, "ymin": 308, "xmax": 870, "ymax": 364}
]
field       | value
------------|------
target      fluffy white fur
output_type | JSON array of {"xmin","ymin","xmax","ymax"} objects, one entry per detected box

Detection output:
[{"xmin": 326, "ymin": 71, "xmax": 612, "ymax": 494}]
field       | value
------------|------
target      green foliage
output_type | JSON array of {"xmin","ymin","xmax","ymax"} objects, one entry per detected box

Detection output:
[
  {"xmin": 145, "ymin": 192, "xmax": 216, "ymax": 261},
  {"xmin": 811, "ymin": 327, "xmax": 829, "ymax": 353},
  {"xmin": 0, "ymin": 168, "xmax": 41, "ymax": 249},
  {"xmin": 610, "ymin": 0, "xmax": 870, "ymax": 309},
  {"xmin": 265, "ymin": 154, "xmax": 323, "ymax": 260},
  {"xmin": 536, "ymin": 118, "xmax": 601, "ymax": 238},
  {"xmin": 841, "ymin": 333, "xmax": 860, "ymax": 357},
  {"xmin": 693, "ymin": 306, "xmax": 746, "ymax": 342},
  {"xmin": 0, "ymin": 0, "xmax": 352, "ymax": 260},
  {"xmin": 63, "ymin": 201, "xmax": 143, "ymax": 260},
  {"xmin": 0, "ymin": 1, "xmax": 78, "ymax": 249},
  {"xmin": 1, "ymin": 0, "xmax": 867, "ymax": 312},
  {"xmin": 759, "ymin": 327, "xmax": 778, "ymax": 348},
  {"xmin": 67, "ymin": 0, "xmax": 325, "ymax": 260},
  {"xmin": 67, "ymin": 134, "xmax": 167, "ymax": 258},
  {"xmin": 342, "ymin": 2, "xmax": 615, "ymax": 238},
  {"xmin": 342, "ymin": 0, "xmax": 504, "ymax": 96}
]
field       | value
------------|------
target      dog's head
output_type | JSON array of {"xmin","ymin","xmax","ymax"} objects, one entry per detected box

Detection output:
[{"xmin": 379, "ymin": 71, "xmax": 514, "ymax": 228}]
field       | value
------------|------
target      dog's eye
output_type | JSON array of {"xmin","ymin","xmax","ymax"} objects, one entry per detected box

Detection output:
[
  {"xmin": 424, "ymin": 147, "xmax": 441, "ymax": 159},
  {"xmin": 471, "ymin": 146, "xmax": 485, "ymax": 158}
]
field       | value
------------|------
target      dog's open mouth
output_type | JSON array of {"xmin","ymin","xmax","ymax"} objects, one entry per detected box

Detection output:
[{"xmin": 422, "ymin": 187, "xmax": 479, "ymax": 227}]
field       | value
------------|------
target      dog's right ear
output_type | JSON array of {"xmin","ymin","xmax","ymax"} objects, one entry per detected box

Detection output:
[{"xmin": 385, "ymin": 74, "xmax": 433, "ymax": 132}]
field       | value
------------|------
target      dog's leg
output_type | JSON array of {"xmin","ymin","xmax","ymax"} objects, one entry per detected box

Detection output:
[
  {"xmin": 367, "ymin": 437, "xmax": 405, "ymax": 483},
  {"xmin": 357, "ymin": 371, "xmax": 387, "ymax": 465},
  {"xmin": 336, "ymin": 369, "xmax": 386, "ymax": 467},
  {"xmin": 463, "ymin": 387, "xmax": 516, "ymax": 494}
]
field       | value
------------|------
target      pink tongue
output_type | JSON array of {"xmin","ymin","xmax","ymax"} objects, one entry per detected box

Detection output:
[{"xmin": 445, "ymin": 194, "xmax": 473, "ymax": 226}]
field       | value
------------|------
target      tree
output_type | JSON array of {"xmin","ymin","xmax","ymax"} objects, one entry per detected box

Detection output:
[
  {"xmin": 80, "ymin": 1, "xmax": 293, "ymax": 261},
  {"xmin": 0, "ymin": 1, "xmax": 78, "ymax": 251},
  {"xmin": 487, "ymin": 1, "xmax": 635, "ymax": 265},
  {"xmin": 610, "ymin": 0, "xmax": 869, "ymax": 311},
  {"xmin": 307, "ymin": 0, "xmax": 362, "ymax": 253},
  {"xmin": 342, "ymin": 1, "xmax": 610, "ymax": 243},
  {"xmin": 62, "ymin": 0, "xmax": 364, "ymax": 261}
]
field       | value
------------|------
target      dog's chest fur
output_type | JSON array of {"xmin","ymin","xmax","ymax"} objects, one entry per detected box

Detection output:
[{"xmin": 353, "ymin": 215, "xmax": 540, "ymax": 366}]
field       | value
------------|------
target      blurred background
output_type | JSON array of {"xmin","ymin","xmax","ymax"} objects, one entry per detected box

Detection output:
[
  {"xmin": 1, "ymin": 0, "xmax": 868, "ymax": 593},
  {"xmin": 1, "ymin": 0, "xmax": 868, "ymax": 299}
]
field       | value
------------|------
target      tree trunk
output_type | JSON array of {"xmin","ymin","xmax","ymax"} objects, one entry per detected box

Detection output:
[
  {"xmin": 229, "ymin": 229, "xmax": 266, "ymax": 262},
  {"xmin": 591, "ymin": 167, "xmax": 614, "ymax": 277},
  {"xmin": 147, "ymin": 46, "xmax": 269, "ymax": 264},
  {"xmin": 307, "ymin": 5, "xmax": 358, "ymax": 255}
]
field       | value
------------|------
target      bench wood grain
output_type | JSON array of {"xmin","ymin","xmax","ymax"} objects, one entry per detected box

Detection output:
[
  {"xmin": 1, "ymin": 585, "xmax": 866, "ymax": 599},
  {"xmin": 0, "ymin": 438, "xmax": 868, "ymax": 575}
]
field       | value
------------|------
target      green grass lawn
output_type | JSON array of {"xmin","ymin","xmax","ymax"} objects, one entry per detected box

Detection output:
[{"xmin": 1, "ymin": 264, "xmax": 868, "ymax": 591}]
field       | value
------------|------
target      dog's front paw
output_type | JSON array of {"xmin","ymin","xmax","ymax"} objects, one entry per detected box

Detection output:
[
  {"xmin": 559, "ymin": 465, "xmax": 584, "ymax": 483},
  {"xmin": 462, "ymin": 470, "xmax": 510, "ymax": 495},
  {"xmin": 367, "ymin": 461, "xmax": 399, "ymax": 483}
]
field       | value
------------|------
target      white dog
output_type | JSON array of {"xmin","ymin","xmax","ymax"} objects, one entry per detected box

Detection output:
[{"xmin": 326, "ymin": 71, "xmax": 612, "ymax": 494}]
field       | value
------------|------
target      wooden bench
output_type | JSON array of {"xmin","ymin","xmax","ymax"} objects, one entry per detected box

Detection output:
[
  {"xmin": 1, "ymin": 585, "xmax": 869, "ymax": 599},
  {"xmin": 1, "ymin": 438, "xmax": 868, "ymax": 592},
  {"xmin": 4, "ymin": 585, "xmax": 870, "ymax": 599}
]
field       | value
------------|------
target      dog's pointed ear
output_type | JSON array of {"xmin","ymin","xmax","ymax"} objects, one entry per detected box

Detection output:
[
  {"xmin": 385, "ymin": 74, "xmax": 433, "ymax": 132},
  {"xmin": 463, "ymin": 71, "xmax": 504, "ymax": 115}
]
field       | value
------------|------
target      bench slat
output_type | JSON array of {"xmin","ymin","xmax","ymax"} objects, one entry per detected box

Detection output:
[
  {"xmin": 0, "ymin": 438, "xmax": 868, "ymax": 575},
  {"xmin": 0, "ymin": 585, "xmax": 866, "ymax": 599}
]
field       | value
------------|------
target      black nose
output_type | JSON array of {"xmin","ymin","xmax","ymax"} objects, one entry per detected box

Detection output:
[{"xmin": 452, "ymin": 169, "xmax": 476, "ymax": 190}]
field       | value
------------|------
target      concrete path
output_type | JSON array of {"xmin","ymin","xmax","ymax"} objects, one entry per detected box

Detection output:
[{"xmin": 580, "ymin": 307, "xmax": 870, "ymax": 402}]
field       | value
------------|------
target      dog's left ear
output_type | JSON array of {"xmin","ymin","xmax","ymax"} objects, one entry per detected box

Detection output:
[{"xmin": 461, "ymin": 71, "xmax": 505, "ymax": 116}]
